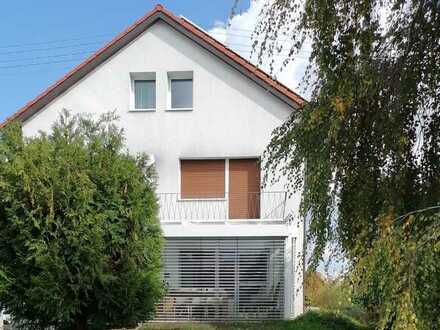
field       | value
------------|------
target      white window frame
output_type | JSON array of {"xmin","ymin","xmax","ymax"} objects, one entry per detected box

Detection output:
[
  {"xmin": 129, "ymin": 72, "xmax": 156, "ymax": 111},
  {"xmin": 167, "ymin": 71, "xmax": 194, "ymax": 111}
]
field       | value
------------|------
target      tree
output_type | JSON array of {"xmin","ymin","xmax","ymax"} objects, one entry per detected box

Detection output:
[
  {"xmin": 304, "ymin": 272, "xmax": 361, "ymax": 321},
  {"xmin": 0, "ymin": 111, "xmax": 163, "ymax": 330},
  {"xmin": 304, "ymin": 271, "xmax": 326, "ymax": 307},
  {"xmin": 252, "ymin": 0, "xmax": 440, "ymax": 328}
]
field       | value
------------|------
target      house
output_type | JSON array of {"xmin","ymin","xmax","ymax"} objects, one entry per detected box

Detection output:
[{"xmin": 2, "ymin": 5, "xmax": 306, "ymax": 322}]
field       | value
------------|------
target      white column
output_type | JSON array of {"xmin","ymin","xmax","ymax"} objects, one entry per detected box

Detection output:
[
  {"xmin": 284, "ymin": 235, "xmax": 296, "ymax": 319},
  {"xmin": 283, "ymin": 220, "xmax": 305, "ymax": 318},
  {"xmin": 294, "ymin": 217, "xmax": 305, "ymax": 317}
]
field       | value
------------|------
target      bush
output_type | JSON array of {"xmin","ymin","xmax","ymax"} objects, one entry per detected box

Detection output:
[
  {"xmin": 0, "ymin": 111, "xmax": 163, "ymax": 329},
  {"xmin": 305, "ymin": 272, "xmax": 369, "ymax": 325}
]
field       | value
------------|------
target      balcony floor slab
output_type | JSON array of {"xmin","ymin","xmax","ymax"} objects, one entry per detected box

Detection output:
[{"xmin": 161, "ymin": 221, "xmax": 293, "ymax": 237}]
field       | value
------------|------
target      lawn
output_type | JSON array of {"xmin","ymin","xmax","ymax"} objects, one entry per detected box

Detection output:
[{"xmin": 140, "ymin": 311, "xmax": 370, "ymax": 330}]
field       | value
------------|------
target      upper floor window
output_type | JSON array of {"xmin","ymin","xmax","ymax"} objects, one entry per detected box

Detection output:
[
  {"xmin": 168, "ymin": 71, "xmax": 193, "ymax": 110},
  {"xmin": 130, "ymin": 72, "xmax": 156, "ymax": 111},
  {"xmin": 135, "ymin": 80, "xmax": 155, "ymax": 109}
]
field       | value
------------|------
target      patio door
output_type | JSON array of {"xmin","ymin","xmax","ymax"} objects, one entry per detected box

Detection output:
[{"xmin": 228, "ymin": 159, "xmax": 260, "ymax": 219}]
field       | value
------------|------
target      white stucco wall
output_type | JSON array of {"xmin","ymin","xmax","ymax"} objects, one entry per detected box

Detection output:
[{"xmin": 21, "ymin": 20, "xmax": 304, "ymax": 317}]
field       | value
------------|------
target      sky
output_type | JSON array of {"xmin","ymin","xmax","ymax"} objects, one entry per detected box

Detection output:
[{"xmin": 0, "ymin": 0, "xmax": 309, "ymax": 123}]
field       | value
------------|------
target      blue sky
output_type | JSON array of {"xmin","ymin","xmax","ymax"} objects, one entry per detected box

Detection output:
[{"xmin": 0, "ymin": 0, "xmax": 250, "ymax": 122}]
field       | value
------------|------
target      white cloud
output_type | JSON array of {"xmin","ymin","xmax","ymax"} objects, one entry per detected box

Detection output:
[{"xmin": 208, "ymin": 0, "xmax": 311, "ymax": 98}]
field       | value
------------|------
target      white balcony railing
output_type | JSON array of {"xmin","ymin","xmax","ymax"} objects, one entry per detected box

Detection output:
[{"xmin": 157, "ymin": 192, "xmax": 287, "ymax": 223}]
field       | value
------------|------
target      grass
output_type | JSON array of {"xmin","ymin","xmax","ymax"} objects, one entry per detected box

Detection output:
[{"xmin": 140, "ymin": 311, "xmax": 371, "ymax": 330}]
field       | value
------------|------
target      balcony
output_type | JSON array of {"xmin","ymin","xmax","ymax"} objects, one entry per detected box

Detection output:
[{"xmin": 157, "ymin": 192, "xmax": 287, "ymax": 223}]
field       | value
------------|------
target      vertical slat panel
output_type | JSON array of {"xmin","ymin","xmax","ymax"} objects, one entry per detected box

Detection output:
[{"xmin": 155, "ymin": 238, "xmax": 286, "ymax": 321}]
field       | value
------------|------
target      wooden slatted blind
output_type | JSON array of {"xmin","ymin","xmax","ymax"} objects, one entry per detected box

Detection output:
[
  {"xmin": 229, "ymin": 159, "xmax": 260, "ymax": 219},
  {"xmin": 181, "ymin": 159, "xmax": 225, "ymax": 198}
]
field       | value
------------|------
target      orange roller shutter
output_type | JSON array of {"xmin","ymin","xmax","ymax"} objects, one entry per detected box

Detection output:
[
  {"xmin": 180, "ymin": 159, "xmax": 225, "ymax": 198},
  {"xmin": 229, "ymin": 159, "xmax": 260, "ymax": 219}
]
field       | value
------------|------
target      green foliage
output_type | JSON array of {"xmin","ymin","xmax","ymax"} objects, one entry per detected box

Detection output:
[
  {"xmin": 284, "ymin": 311, "xmax": 369, "ymax": 330},
  {"xmin": 352, "ymin": 213, "xmax": 440, "ymax": 329},
  {"xmin": 305, "ymin": 273, "xmax": 350, "ymax": 310},
  {"xmin": 0, "ymin": 111, "xmax": 163, "ymax": 329},
  {"xmin": 305, "ymin": 272, "xmax": 368, "ymax": 325},
  {"xmin": 0, "ymin": 269, "xmax": 9, "ymax": 295},
  {"xmin": 304, "ymin": 271, "xmax": 326, "ymax": 307},
  {"xmin": 140, "ymin": 311, "xmax": 370, "ymax": 330},
  {"xmin": 253, "ymin": 0, "xmax": 440, "ymax": 328}
]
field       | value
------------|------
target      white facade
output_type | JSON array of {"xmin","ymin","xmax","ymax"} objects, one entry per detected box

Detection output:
[{"xmin": 20, "ymin": 18, "xmax": 304, "ymax": 319}]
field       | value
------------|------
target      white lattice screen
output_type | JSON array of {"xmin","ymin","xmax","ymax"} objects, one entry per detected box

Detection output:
[{"xmin": 155, "ymin": 238, "xmax": 286, "ymax": 321}]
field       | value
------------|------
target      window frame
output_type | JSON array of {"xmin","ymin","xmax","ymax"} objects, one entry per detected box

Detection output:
[
  {"xmin": 167, "ymin": 71, "xmax": 194, "ymax": 111},
  {"xmin": 130, "ymin": 72, "xmax": 156, "ymax": 111}
]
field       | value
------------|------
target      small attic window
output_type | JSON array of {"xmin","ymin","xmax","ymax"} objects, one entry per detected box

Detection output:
[
  {"xmin": 130, "ymin": 72, "xmax": 156, "ymax": 111},
  {"xmin": 168, "ymin": 71, "xmax": 193, "ymax": 110}
]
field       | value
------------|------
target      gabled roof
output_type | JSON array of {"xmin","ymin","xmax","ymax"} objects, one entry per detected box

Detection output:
[{"xmin": 1, "ymin": 4, "xmax": 305, "ymax": 128}]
